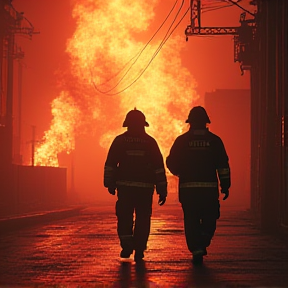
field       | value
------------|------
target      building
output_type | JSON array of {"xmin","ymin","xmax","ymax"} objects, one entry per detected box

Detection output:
[{"xmin": 250, "ymin": 0, "xmax": 288, "ymax": 237}]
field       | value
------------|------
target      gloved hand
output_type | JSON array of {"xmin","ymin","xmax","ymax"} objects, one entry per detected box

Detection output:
[
  {"xmin": 158, "ymin": 194, "xmax": 166, "ymax": 206},
  {"xmin": 108, "ymin": 187, "xmax": 116, "ymax": 195},
  {"xmin": 221, "ymin": 189, "xmax": 229, "ymax": 200}
]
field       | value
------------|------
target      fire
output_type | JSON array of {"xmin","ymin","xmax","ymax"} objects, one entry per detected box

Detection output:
[
  {"xmin": 35, "ymin": 0, "xmax": 198, "ymax": 166},
  {"xmin": 34, "ymin": 91, "xmax": 81, "ymax": 166}
]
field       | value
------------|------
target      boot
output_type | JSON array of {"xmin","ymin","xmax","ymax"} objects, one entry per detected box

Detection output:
[{"xmin": 134, "ymin": 250, "xmax": 144, "ymax": 262}]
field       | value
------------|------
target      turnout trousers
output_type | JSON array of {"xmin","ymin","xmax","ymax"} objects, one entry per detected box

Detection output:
[
  {"xmin": 116, "ymin": 186, "xmax": 154, "ymax": 252},
  {"xmin": 180, "ymin": 189, "xmax": 220, "ymax": 253}
]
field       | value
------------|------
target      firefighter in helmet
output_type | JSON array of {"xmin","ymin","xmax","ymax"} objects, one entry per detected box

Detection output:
[
  {"xmin": 166, "ymin": 106, "xmax": 230, "ymax": 265},
  {"xmin": 104, "ymin": 108, "xmax": 168, "ymax": 262}
]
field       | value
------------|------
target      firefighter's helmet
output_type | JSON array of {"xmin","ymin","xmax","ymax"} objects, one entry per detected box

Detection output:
[
  {"xmin": 185, "ymin": 106, "xmax": 211, "ymax": 124},
  {"xmin": 123, "ymin": 108, "xmax": 149, "ymax": 127}
]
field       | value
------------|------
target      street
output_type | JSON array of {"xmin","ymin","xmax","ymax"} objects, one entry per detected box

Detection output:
[{"xmin": 0, "ymin": 203, "xmax": 287, "ymax": 287}]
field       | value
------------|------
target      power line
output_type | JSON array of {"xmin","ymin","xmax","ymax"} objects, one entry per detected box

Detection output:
[
  {"xmin": 92, "ymin": 3, "xmax": 190, "ymax": 96},
  {"xmin": 90, "ymin": 0, "xmax": 181, "ymax": 94},
  {"xmin": 91, "ymin": 0, "xmax": 255, "ymax": 96},
  {"xmin": 226, "ymin": 0, "xmax": 255, "ymax": 17}
]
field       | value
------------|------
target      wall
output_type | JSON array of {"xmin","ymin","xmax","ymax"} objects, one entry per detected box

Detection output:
[
  {"xmin": 250, "ymin": 0, "xmax": 288, "ymax": 237},
  {"xmin": 0, "ymin": 165, "xmax": 67, "ymax": 217}
]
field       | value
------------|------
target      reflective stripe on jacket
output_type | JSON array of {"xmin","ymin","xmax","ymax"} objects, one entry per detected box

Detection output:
[
  {"xmin": 104, "ymin": 130, "xmax": 167, "ymax": 195},
  {"xmin": 179, "ymin": 182, "xmax": 218, "ymax": 188},
  {"xmin": 116, "ymin": 180, "xmax": 154, "ymax": 188},
  {"xmin": 166, "ymin": 128, "xmax": 231, "ymax": 193}
]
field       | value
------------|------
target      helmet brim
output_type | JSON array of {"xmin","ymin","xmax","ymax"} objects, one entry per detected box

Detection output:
[
  {"xmin": 185, "ymin": 119, "xmax": 210, "ymax": 124},
  {"xmin": 123, "ymin": 121, "xmax": 149, "ymax": 127}
]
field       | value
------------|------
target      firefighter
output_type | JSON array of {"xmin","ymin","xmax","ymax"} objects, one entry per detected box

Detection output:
[
  {"xmin": 104, "ymin": 108, "xmax": 168, "ymax": 262},
  {"xmin": 166, "ymin": 106, "xmax": 230, "ymax": 265}
]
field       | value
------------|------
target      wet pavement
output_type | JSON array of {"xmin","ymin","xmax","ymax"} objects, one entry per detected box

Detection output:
[{"xmin": 0, "ymin": 202, "xmax": 287, "ymax": 287}]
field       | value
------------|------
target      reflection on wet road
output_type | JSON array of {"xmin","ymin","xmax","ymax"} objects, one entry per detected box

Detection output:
[{"xmin": 0, "ymin": 204, "xmax": 287, "ymax": 287}]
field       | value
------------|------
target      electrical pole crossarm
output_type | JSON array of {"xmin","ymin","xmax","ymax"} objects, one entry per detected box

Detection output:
[
  {"xmin": 185, "ymin": 0, "xmax": 257, "ymax": 75},
  {"xmin": 185, "ymin": 26, "xmax": 238, "ymax": 36},
  {"xmin": 3, "ymin": 2, "xmax": 39, "ymax": 38}
]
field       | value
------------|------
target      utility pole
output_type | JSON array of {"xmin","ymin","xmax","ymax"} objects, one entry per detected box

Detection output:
[
  {"xmin": 6, "ymin": 14, "xmax": 15, "ymax": 170},
  {"xmin": 15, "ymin": 46, "xmax": 24, "ymax": 164},
  {"xmin": 0, "ymin": 1, "xmax": 38, "ymax": 212},
  {"xmin": 185, "ymin": 0, "xmax": 257, "ymax": 75},
  {"xmin": 0, "ymin": 0, "xmax": 37, "ymax": 169},
  {"xmin": 31, "ymin": 125, "xmax": 36, "ymax": 167}
]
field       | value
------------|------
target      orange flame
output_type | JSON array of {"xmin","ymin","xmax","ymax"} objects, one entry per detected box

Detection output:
[
  {"xmin": 35, "ymin": 91, "xmax": 80, "ymax": 166},
  {"xmin": 35, "ymin": 0, "xmax": 198, "ymax": 166}
]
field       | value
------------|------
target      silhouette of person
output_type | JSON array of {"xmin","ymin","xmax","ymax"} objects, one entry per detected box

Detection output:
[
  {"xmin": 166, "ymin": 106, "xmax": 230, "ymax": 264},
  {"xmin": 104, "ymin": 108, "xmax": 168, "ymax": 262}
]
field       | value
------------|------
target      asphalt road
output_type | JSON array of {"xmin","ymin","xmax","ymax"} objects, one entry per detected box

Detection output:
[{"xmin": 0, "ymin": 203, "xmax": 287, "ymax": 287}]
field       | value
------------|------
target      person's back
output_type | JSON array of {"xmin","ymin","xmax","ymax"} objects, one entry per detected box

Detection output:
[
  {"xmin": 166, "ymin": 106, "xmax": 230, "ymax": 265},
  {"xmin": 108, "ymin": 128, "xmax": 164, "ymax": 188},
  {"xmin": 167, "ymin": 127, "xmax": 230, "ymax": 204},
  {"xmin": 104, "ymin": 109, "xmax": 167, "ymax": 262}
]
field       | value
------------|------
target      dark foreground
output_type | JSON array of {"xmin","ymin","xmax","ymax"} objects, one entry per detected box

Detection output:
[{"xmin": 0, "ymin": 203, "xmax": 287, "ymax": 287}]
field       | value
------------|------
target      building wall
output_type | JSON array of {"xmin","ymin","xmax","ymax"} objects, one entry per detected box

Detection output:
[
  {"xmin": 250, "ymin": 0, "xmax": 288, "ymax": 236},
  {"xmin": 0, "ymin": 165, "xmax": 67, "ymax": 217}
]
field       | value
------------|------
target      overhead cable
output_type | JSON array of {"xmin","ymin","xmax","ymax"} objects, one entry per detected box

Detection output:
[
  {"xmin": 226, "ymin": 0, "xmax": 255, "ymax": 16},
  {"xmin": 93, "ymin": 3, "xmax": 190, "ymax": 96},
  {"xmin": 91, "ymin": 0, "xmax": 181, "ymax": 94}
]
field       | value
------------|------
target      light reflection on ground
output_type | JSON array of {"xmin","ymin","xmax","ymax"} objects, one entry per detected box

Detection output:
[{"xmin": 0, "ymin": 204, "xmax": 288, "ymax": 287}]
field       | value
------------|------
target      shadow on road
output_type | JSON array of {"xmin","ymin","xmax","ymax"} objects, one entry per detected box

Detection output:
[
  {"xmin": 117, "ymin": 260, "xmax": 148, "ymax": 287},
  {"xmin": 186, "ymin": 262, "xmax": 218, "ymax": 287}
]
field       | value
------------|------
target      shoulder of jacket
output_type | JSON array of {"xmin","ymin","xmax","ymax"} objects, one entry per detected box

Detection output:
[
  {"xmin": 114, "ymin": 132, "xmax": 126, "ymax": 141},
  {"xmin": 176, "ymin": 131, "xmax": 189, "ymax": 140},
  {"xmin": 207, "ymin": 131, "xmax": 224, "ymax": 143},
  {"xmin": 144, "ymin": 132, "xmax": 157, "ymax": 142}
]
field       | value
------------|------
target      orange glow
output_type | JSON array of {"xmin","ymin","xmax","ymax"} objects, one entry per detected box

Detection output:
[
  {"xmin": 35, "ymin": 91, "xmax": 80, "ymax": 166},
  {"xmin": 35, "ymin": 0, "xmax": 199, "ymax": 166}
]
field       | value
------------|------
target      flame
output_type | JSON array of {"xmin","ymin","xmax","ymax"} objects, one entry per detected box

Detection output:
[
  {"xmin": 34, "ymin": 91, "xmax": 80, "ymax": 166},
  {"xmin": 35, "ymin": 0, "xmax": 198, "ymax": 166}
]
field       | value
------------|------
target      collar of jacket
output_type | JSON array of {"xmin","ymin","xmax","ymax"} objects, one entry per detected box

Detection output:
[{"xmin": 189, "ymin": 127, "xmax": 208, "ymax": 135}]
